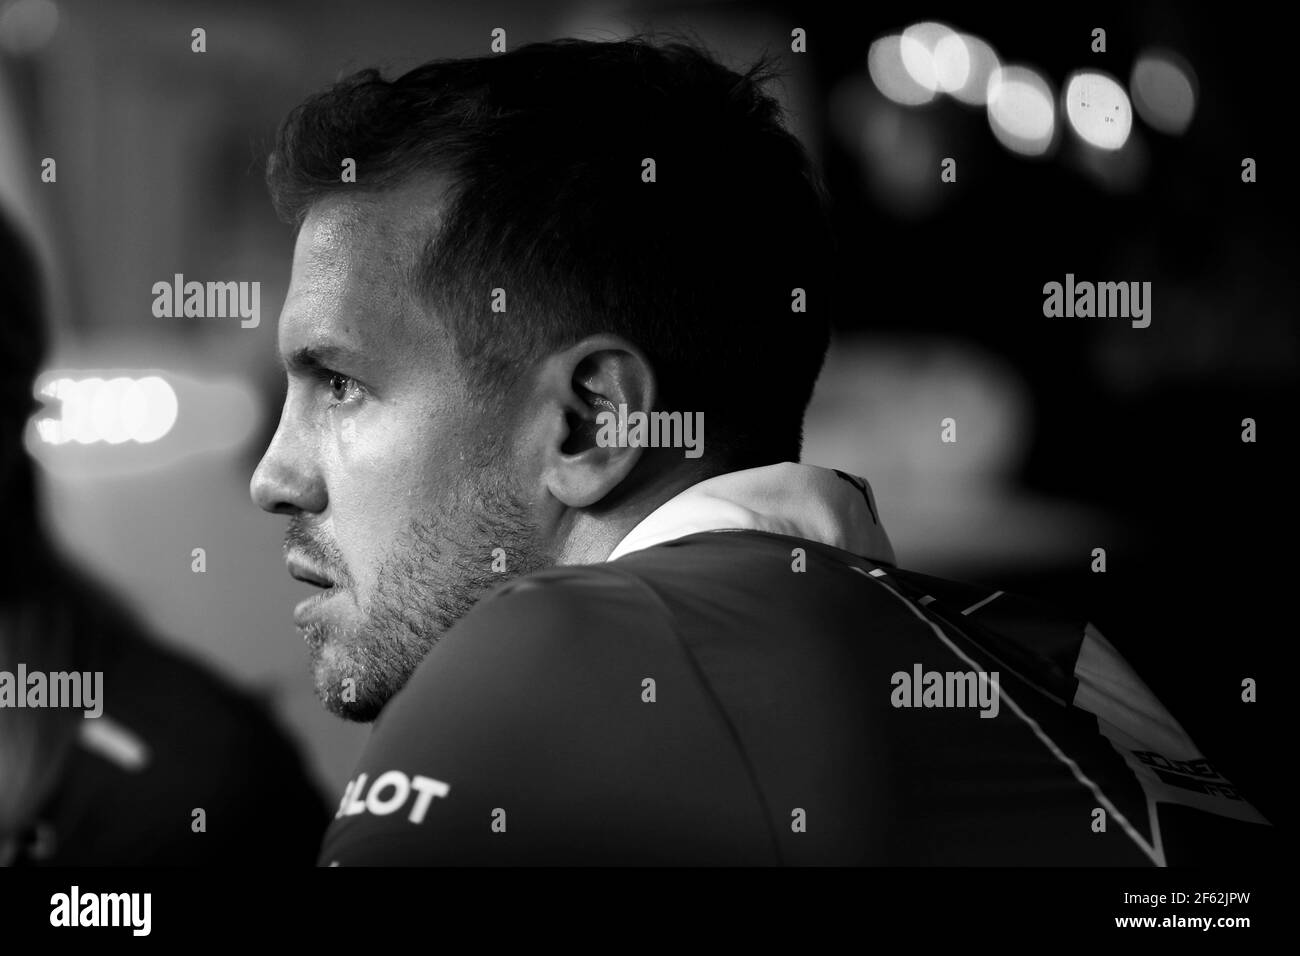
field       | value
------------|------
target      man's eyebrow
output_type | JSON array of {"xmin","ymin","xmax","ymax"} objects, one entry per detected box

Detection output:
[{"xmin": 281, "ymin": 344, "xmax": 366, "ymax": 373}]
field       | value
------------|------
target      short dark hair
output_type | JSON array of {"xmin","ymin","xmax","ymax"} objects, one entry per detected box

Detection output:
[{"xmin": 267, "ymin": 36, "xmax": 833, "ymax": 468}]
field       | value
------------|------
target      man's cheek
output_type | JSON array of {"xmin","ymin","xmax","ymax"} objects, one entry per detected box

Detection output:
[
  {"xmin": 330, "ymin": 408, "xmax": 410, "ymax": 470},
  {"xmin": 328, "ymin": 481, "xmax": 409, "ymax": 597},
  {"xmin": 333, "ymin": 410, "xmax": 375, "ymax": 460},
  {"xmin": 327, "ymin": 415, "xmax": 381, "ymax": 484}
]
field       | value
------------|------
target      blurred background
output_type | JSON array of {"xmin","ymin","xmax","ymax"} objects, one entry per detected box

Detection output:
[{"xmin": 1, "ymin": 0, "xmax": 1292, "ymax": 826}]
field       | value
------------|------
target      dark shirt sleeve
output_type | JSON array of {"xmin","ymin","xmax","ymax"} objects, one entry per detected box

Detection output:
[
  {"xmin": 27, "ymin": 631, "xmax": 330, "ymax": 867},
  {"xmin": 318, "ymin": 569, "xmax": 779, "ymax": 865},
  {"xmin": 8, "ymin": 549, "xmax": 330, "ymax": 866}
]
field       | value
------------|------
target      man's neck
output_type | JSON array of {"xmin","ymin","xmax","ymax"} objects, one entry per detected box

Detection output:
[{"xmin": 554, "ymin": 463, "xmax": 712, "ymax": 565}]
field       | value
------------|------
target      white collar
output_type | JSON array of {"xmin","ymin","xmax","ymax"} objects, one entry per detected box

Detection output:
[{"xmin": 607, "ymin": 462, "xmax": 896, "ymax": 565}]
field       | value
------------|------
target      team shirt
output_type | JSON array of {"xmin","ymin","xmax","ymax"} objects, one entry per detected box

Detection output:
[{"xmin": 319, "ymin": 463, "xmax": 1269, "ymax": 865}]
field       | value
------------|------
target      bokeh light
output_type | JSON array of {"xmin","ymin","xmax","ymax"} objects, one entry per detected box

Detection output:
[
  {"xmin": 869, "ymin": 33, "xmax": 936, "ymax": 105},
  {"xmin": 38, "ymin": 375, "xmax": 179, "ymax": 445},
  {"xmin": 1131, "ymin": 49, "xmax": 1197, "ymax": 135},
  {"xmin": 872, "ymin": 25, "xmax": 1001, "ymax": 107},
  {"xmin": 930, "ymin": 31, "xmax": 970, "ymax": 93},
  {"xmin": 1064, "ymin": 71, "xmax": 1133, "ymax": 150},
  {"xmin": 899, "ymin": 22, "xmax": 950, "ymax": 93},
  {"xmin": 0, "ymin": 0, "xmax": 59, "ymax": 54},
  {"xmin": 987, "ymin": 66, "xmax": 1055, "ymax": 156},
  {"xmin": 945, "ymin": 34, "xmax": 1000, "ymax": 105}
]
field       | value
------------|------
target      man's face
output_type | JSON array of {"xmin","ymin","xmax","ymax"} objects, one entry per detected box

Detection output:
[{"xmin": 250, "ymin": 190, "xmax": 552, "ymax": 721}]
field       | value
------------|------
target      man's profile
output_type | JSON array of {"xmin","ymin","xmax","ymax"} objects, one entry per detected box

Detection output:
[{"xmin": 251, "ymin": 36, "xmax": 1270, "ymax": 865}]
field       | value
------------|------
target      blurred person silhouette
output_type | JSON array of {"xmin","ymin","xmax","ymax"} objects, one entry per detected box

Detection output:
[{"xmin": 0, "ymin": 205, "xmax": 328, "ymax": 865}]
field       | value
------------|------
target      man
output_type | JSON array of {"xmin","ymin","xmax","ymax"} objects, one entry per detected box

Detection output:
[
  {"xmin": 252, "ymin": 37, "xmax": 1269, "ymax": 864},
  {"xmin": 0, "ymin": 206, "xmax": 328, "ymax": 865}
]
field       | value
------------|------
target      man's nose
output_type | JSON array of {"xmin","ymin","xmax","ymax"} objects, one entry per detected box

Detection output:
[{"xmin": 250, "ymin": 415, "xmax": 326, "ymax": 516}]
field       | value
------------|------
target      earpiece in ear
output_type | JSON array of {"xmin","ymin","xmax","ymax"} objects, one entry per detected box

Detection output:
[{"xmin": 563, "ymin": 394, "xmax": 615, "ymax": 455}]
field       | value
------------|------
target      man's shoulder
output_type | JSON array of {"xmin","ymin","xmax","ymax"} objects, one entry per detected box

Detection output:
[
  {"xmin": 322, "ymin": 544, "xmax": 780, "ymax": 865},
  {"xmin": 472, "ymin": 559, "xmax": 674, "ymax": 622},
  {"xmin": 386, "ymin": 556, "xmax": 697, "ymax": 730},
  {"xmin": 437, "ymin": 528, "xmax": 866, "ymax": 660},
  {"xmin": 433, "ymin": 559, "xmax": 682, "ymax": 668}
]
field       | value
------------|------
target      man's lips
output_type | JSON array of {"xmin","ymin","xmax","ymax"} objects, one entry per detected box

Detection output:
[
  {"xmin": 286, "ymin": 556, "xmax": 335, "ymax": 589},
  {"xmin": 294, "ymin": 590, "xmax": 339, "ymax": 627},
  {"xmin": 286, "ymin": 555, "xmax": 343, "ymax": 626}
]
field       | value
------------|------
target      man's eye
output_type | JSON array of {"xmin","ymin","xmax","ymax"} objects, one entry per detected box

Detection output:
[{"xmin": 325, "ymin": 373, "xmax": 363, "ymax": 406}]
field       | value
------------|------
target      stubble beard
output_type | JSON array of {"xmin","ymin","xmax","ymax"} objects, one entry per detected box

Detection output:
[{"xmin": 310, "ymin": 471, "xmax": 555, "ymax": 722}]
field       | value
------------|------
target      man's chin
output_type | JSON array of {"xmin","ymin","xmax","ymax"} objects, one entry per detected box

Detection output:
[
  {"xmin": 316, "ymin": 681, "xmax": 384, "ymax": 723},
  {"xmin": 305, "ymin": 628, "xmax": 390, "ymax": 723}
]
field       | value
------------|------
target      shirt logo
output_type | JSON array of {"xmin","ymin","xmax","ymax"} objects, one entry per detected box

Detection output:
[{"xmin": 335, "ymin": 770, "xmax": 451, "ymax": 824}]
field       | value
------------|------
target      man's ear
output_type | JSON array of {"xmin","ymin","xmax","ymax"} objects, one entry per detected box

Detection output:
[{"xmin": 532, "ymin": 334, "xmax": 656, "ymax": 509}]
